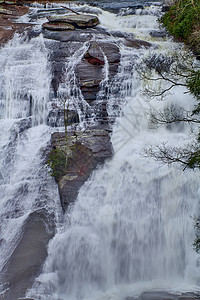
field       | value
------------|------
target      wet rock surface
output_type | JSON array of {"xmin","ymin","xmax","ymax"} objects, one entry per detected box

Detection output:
[
  {"xmin": 1, "ymin": 209, "xmax": 55, "ymax": 300},
  {"xmin": 0, "ymin": 3, "xmax": 29, "ymax": 46},
  {"xmin": 42, "ymin": 21, "xmax": 75, "ymax": 31},
  {"xmin": 126, "ymin": 291, "xmax": 200, "ymax": 300},
  {"xmin": 150, "ymin": 30, "xmax": 167, "ymax": 38},
  {"xmin": 51, "ymin": 128, "xmax": 113, "ymax": 211},
  {"xmin": 47, "ymin": 106, "xmax": 79, "ymax": 127},
  {"xmin": 123, "ymin": 38, "xmax": 153, "ymax": 49},
  {"xmin": 47, "ymin": 14, "xmax": 100, "ymax": 28},
  {"xmin": 76, "ymin": 41, "xmax": 120, "ymax": 102},
  {"xmin": 0, "ymin": 2, "xmax": 171, "ymax": 299},
  {"xmin": 42, "ymin": 3, "xmax": 158, "ymax": 215}
]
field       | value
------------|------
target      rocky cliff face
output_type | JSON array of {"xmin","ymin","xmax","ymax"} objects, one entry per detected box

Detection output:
[
  {"xmin": 0, "ymin": 3, "xmax": 155, "ymax": 299},
  {"xmin": 43, "ymin": 10, "xmax": 155, "ymax": 213},
  {"xmin": 0, "ymin": 1, "xmax": 29, "ymax": 46}
]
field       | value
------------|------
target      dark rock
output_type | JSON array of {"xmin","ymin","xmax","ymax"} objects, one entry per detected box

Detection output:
[
  {"xmin": 99, "ymin": 41, "xmax": 120, "ymax": 64},
  {"xmin": 109, "ymin": 30, "xmax": 135, "ymax": 40},
  {"xmin": 127, "ymin": 291, "xmax": 200, "ymax": 300},
  {"xmin": 81, "ymin": 85, "xmax": 100, "ymax": 102},
  {"xmin": 85, "ymin": 41, "xmax": 104, "ymax": 64},
  {"xmin": 140, "ymin": 291, "xmax": 176, "ymax": 300},
  {"xmin": 177, "ymin": 292, "xmax": 200, "ymax": 299},
  {"xmin": 42, "ymin": 29, "xmax": 93, "ymax": 42},
  {"xmin": 86, "ymin": 0, "xmax": 144, "ymax": 14},
  {"xmin": 150, "ymin": 30, "xmax": 167, "ymax": 38},
  {"xmin": 76, "ymin": 41, "xmax": 120, "ymax": 102},
  {"xmin": 42, "ymin": 22, "xmax": 75, "ymax": 31},
  {"xmin": 162, "ymin": 5, "xmax": 170, "ymax": 12},
  {"xmin": 42, "ymin": 26, "xmax": 109, "ymax": 43},
  {"xmin": 124, "ymin": 38, "xmax": 153, "ymax": 49},
  {"xmin": 76, "ymin": 57, "xmax": 104, "ymax": 101},
  {"xmin": 47, "ymin": 14, "xmax": 100, "ymax": 28},
  {"xmin": 84, "ymin": 51, "xmax": 104, "ymax": 66},
  {"xmin": 18, "ymin": 298, "xmax": 35, "ymax": 300},
  {"xmin": 51, "ymin": 129, "xmax": 113, "ymax": 211},
  {"xmin": 47, "ymin": 106, "xmax": 79, "ymax": 127},
  {"xmin": 1, "ymin": 209, "xmax": 55, "ymax": 300}
]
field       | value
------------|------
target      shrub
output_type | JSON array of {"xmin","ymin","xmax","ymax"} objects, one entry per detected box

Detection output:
[
  {"xmin": 46, "ymin": 147, "xmax": 67, "ymax": 181},
  {"xmin": 160, "ymin": 0, "xmax": 200, "ymax": 46}
]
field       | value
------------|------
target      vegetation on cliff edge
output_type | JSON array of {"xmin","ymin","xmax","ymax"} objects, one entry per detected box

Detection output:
[{"xmin": 160, "ymin": 0, "xmax": 200, "ymax": 58}]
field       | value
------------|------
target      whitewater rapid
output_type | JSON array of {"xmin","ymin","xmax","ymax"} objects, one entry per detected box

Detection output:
[
  {"xmin": 0, "ymin": 1, "xmax": 200, "ymax": 299},
  {"xmin": 24, "ymin": 2, "xmax": 200, "ymax": 300}
]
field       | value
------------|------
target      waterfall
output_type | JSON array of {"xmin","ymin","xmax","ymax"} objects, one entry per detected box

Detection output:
[
  {"xmin": 25, "ymin": 2, "xmax": 200, "ymax": 300},
  {"xmin": 0, "ymin": 1, "xmax": 200, "ymax": 300},
  {"xmin": 0, "ymin": 33, "xmax": 60, "ymax": 278}
]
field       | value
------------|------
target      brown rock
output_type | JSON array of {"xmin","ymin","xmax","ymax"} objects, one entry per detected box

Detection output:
[
  {"xmin": 47, "ymin": 14, "xmax": 100, "ymax": 28},
  {"xmin": 51, "ymin": 129, "xmax": 113, "ymax": 210},
  {"xmin": 0, "ymin": 4, "xmax": 29, "ymax": 47},
  {"xmin": 42, "ymin": 21, "xmax": 75, "ymax": 31},
  {"xmin": 0, "ymin": 7, "xmax": 13, "ymax": 14}
]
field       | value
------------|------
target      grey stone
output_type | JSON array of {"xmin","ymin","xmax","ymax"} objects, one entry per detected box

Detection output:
[
  {"xmin": 42, "ymin": 22, "xmax": 75, "ymax": 31},
  {"xmin": 2, "ymin": 209, "xmax": 55, "ymax": 300},
  {"xmin": 140, "ymin": 291, "xmax": 177, "ymax": 300},
  {"xmin": 150, "ymin": 30, "xmax": 167, "ymax": 38},
  {"xmin": 47, "ymin": 107, "xmax": 79, "ymax": 127},
  {"xmin": 47, "ymin": 14, "xmax": 99, "ymax": 28},
  {"xmin": 124, "ymin": 38, "xmax": 153, "ymax": 49}
]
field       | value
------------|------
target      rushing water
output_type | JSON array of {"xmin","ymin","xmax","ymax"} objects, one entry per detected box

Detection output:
[
  {"xmin": 0, "ymin": 34, "xmax": 60, "ymax": 283},
  {"xmin": 0, "ymin": 1, "xmax": 200, "ymax": 299}
]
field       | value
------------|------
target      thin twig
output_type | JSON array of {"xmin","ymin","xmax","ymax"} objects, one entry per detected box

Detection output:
[{"xmin": 60, "ymin": 5, "xmax": 80, "ymax": 15}]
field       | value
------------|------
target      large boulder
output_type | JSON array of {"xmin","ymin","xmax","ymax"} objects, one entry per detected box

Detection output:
[
  {"xmin": 47, "ymin": 14, "xmax": 100, "ymax": 28},
  {"xmin": 51, "ymin": 129, "xmax": 113, "ymax": 211},
  {"xmin": 76, "ymin": 41, "xmax": 120, "ymax": 102}
]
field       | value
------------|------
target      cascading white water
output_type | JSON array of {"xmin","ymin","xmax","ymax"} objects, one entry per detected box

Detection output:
[
  {"xmin": 25, "ymin": 3, "xmax": 200, "ymax": 300},
  {"xmin": 0, "ymin": 33, "xmax": 60, "ymax": 276},
  {"xmin": 56, "ymin": 42, "xmax": 91, "ymax": 125}
]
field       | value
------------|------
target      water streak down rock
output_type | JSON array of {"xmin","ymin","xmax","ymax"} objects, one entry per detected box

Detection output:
[{"xmin": 1, "ymin": 209, "xmax": 55, "ymax": 300}]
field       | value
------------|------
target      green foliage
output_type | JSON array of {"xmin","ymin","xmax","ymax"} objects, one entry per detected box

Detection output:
[
  {"xmin": 186, "ymin": 149, "xmax": 200, "ymax": 168},
  {"xmin": 160, "ymin": 0, "xmax": 200, "ymax": 50},
  {"xmin": 46, "ymin": 98, "xmax": 72, "ymax": 181},
  {"xmin": 46, "ymin": 147, "xmax": 67, "ymax": 182},
  {"xmin": 187, "ymin": 70, "xmax": 200, "ymax": 100}
]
